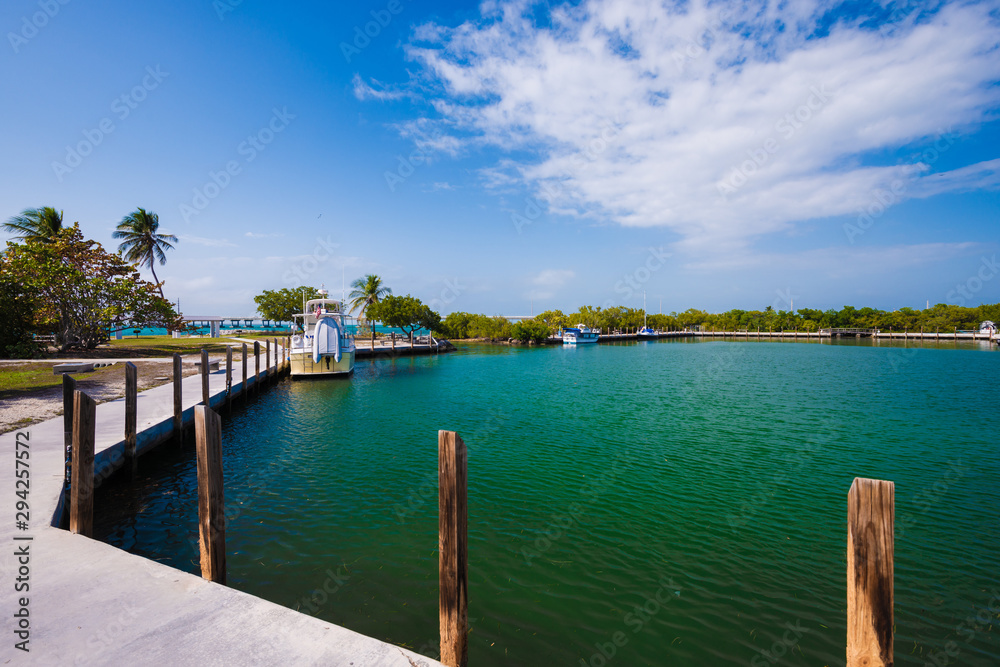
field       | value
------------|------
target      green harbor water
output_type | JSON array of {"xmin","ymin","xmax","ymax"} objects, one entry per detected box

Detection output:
[{"xmin": 94, "ymin": 339, "xmax": 1000, "ymax": 665}]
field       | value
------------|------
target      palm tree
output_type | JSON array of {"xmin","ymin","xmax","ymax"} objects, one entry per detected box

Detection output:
[
  {"xmin": 348, "ymin": 274, "xmax": 392, "ymax": 320},
  {"xmin": 113, "ymin": 207, "xmax": 177, "ymax": 299},
  {"xmin": 3, "ymin": 207, "xmax": 64, "ymax": 242}
]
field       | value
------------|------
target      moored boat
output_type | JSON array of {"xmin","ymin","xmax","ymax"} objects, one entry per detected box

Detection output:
[
  {"xmin": 289, "ymin": 288, "xmax": 356, "ymax": 377},
  {"xmin": 563, "ymin": 324, "xmax": 599, "ymax": 344}
]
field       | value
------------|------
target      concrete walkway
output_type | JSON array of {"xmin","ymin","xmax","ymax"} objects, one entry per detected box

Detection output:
[{"xmin": 0, "ymin": 355, "xmax": 444, "ymax": 666}]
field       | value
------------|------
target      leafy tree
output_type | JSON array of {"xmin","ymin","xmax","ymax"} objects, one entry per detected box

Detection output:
[
  {"xmin": 535, "ymin": 309, "xmax": 567, "ymax": 330},
  {"xmin": 437, "ymin": 311, "xmax": 474, "ymax": 338},
  {"xmin": 1, "ymin": 225, "xmax": 179, "ymax": 350},
  {"xmin": 511, "ymin": 319, "xmax": 551, "ymax": 343},
  {"xmin": 113, "ymin": 207, "xmax": 177, "ymax": 299},
  {"xmin": 367, "ymin": 295, "xmax": 440, "ymax": 345},
  {"xmin": 254, "ymin": 286, "xmax": 323, "ymax": 324},
  {"xmin": 348, "ymin": 274, "xmax": 391, "ymax": 320},
  {"xmin": 3, "ymin": 206, "xmax": 65, "ymax": 243},
  {"xmin": 0, "ymin": 276, "xmax": 41, "ymax": 358}
]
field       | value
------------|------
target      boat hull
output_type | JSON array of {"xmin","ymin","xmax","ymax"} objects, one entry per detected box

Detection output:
[{"xmin": 290, "ymin": 349, "xmax": 356, "ymax": 377}]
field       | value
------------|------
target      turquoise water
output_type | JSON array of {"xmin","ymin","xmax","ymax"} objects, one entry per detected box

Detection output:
[{"xmin": 94, "ymin": 339, "xmax": 1000, "ymax": 665}]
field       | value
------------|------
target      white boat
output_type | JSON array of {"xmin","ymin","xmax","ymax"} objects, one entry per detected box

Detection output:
[
  {"xmin": 563, "ymin": 324, "xmax": 599, "ymax": 344},
  {"xmin": 979, "ymin": 321, "xmax": 997, "ymax": 336},
  {"xmin": 289, "ymin": 289, "xmax": 356, "ymax": 378},
  {"xmin": 638, "ymin": 292, "xmax": 657, "ymax": 338}
]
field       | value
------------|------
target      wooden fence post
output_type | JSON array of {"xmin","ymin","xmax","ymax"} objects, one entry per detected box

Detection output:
[
  {"xmin": 439, "ymin": 430, "xmax": 468, "ymax": 667},
  {"xmin": 201, "ymin": 348, "xmax": 211, "ymax": 407},
  {"xmin": 125, "ymin": 362, "xmax": 137, "ymax": 476},
  {"xmin": 70, "ymin": 390, "xmax": 96, "ymax": 537},
  {"xmin": 62, "ymin": 374, "xmax": 76, "ymax": 485},
  {"xmin": 226, "ymin": 346, "xmax": 233, "ymax": 414},
  {"xmin": 254, "ymin": 341, "xmax": 260, "ymax": 396},
  {"xmin": 242, "ymin": 343, "xmax": 248, "ymax": 402},
  {"xmin": 266, "ymin": 340, "xmax": 271, "ymax": 383},
  {"xmin": 195, "ymin": 405, "xmax": 226, "ymax": 584},
  {"xmin": 173, "ymin": 354, "xmax": 183, "ymax": 446},
  {"xmin": 847, "ymin": 477, "xmax": 894, "ymax": 667}
]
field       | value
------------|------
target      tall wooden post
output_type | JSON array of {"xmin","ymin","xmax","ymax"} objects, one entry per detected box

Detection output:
[
  {"xmin": 242, "ymin": 343, "xmax": 248, "ymax": 402},
  {"xmin": 125, "ymin": 362, "xmax": 137, "ymax": 476},
  {"xmin": 195, "ymin": 405, "xmax": 226, "ymax": 584},
  {"xmin": 266, "ymin": 340, "xmax": 271, "ymax": 383},
  {"xmin": 62, "ymin": 374, "xmax": 76, "ymax": 485},
  {"xmin": 439, "ymin": 430, "xmax": 468, "ymax": 667},
  {"xmin": 201, "ymin": 349, "xmax": 210, "ymax": 407},
  {"xmin": 254, "ymin": 342, "xmax": 260, "ymax": 396},
  {"xmin": 226, "ymin": 346, "xmax": 233, "ymax": 415},
  {"xmin": 173, "ymin": 354, "xmax": 183, "ymax": 446},
  {"xmin": 70, "ymin": 391, "xmax": 96, "ymax": 537},
  {"xmin": 847, "ymin": 477, "xmax": 894, "ymax": 667}
]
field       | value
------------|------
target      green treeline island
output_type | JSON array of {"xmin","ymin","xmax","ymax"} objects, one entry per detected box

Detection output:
[{"xmin": 434, "ymin": 303, "xmax": 1000, "ymax": 342}]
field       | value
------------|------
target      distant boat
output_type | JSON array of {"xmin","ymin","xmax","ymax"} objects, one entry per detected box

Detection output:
[
  {"xmin": 979, "ymin": 320, "xmax": 997, "ymax": 335},
  {"xmin": 638, "ymin": 291, "xmax": 656, "ymax": 338},
  {"xmin": 563, "ymin": 324, "xmax": 599, "ymax": 344},
  {"xmin": 289, "ymin": 287, "xmax": 356, "ymax": 377}
]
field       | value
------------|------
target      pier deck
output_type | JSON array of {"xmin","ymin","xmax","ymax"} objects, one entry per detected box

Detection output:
[{"xmin": 0, "ymin": 350, "xmax": 443, "ymax": 666}]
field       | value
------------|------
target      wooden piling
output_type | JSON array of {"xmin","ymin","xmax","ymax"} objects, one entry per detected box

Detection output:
[
  {"xmin": 195, "ymin": 405, "xmax": 226, "ymax": 584},
  {"xmin": 226, "ymin": 346, "xmax": 233, "ymax": 414},
  {"xmin": 266, "ymin": 340, "xmax": 271, "ymax": 383},
  {"xmin": 70, "ymin": 390, "xmax": 96, "ymax": 537},
  {"xmin": 62, "ymin": 374, "xmax": 76, "ymax": 484},
  {"xmin": 241, "ymin": 343, "xmax": 248, "ymax": 402},
  {"xmin": 254, "ymin": 341, "xmax": 260, "ymax": 396},
  {"xmin": 439, "ymin": 430, "xmax": 468, "ymax": 667},
  {"xmin": 125, "ymin": 361, "xmax": 137, "ymax": 476},
  {"xmin": 201, "ymin": 349, "xmax": 210, "ymax": 407},
  {"xmin": 173, "ymin": 353, "xmax": 183, "ymax": 447},
  {"xmin": 847, "ymin": 477, "xmax": 894, "ymax": 667}
]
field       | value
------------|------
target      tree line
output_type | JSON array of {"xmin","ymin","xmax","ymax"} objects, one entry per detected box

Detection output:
[
  {"xmin": 434, "ymin": 302, "xmax": 1000, "ymax": 342},
  {"xmin": 1, "ymin": 206, "xmax": 179, "ymax": 357}
]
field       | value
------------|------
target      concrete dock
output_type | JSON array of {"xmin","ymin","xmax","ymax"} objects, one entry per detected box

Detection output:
[{"xmin": 0, "ymin": 352, "xmax": 444, "ymax": 665}]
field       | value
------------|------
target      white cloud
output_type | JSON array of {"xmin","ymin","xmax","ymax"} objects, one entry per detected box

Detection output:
[
  {"xmin": 529, "ymin": 268, "xmax": 575, "ymax": 299},
  {"xmin": 245, "ymin": 231, "xmax": 284, "ymax": 239},
  {"xmin": 390, "ymin": 0, "xmax": 1000, "ymax": 249},
  {"xmin": 177, "ymin": 234, "xmax": 237, "ymax": 248}
]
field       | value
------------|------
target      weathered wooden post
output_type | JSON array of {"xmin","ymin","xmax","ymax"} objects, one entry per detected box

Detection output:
[
  {"xmin": 201, "ymin": 349, "xmax": 210, "ymax": 407},
  {"xmin": 173, "ymin": 353, "xmax": 183, "ymax": 446},
  {"xmin": 125, "ymin": 362, "xmax": 138, "ymax": 476},
  {"xmin": 226, "ymin": 346, "xmax": 233, "ymax": 414},
  {"xmin": 847, "ymin": 477, "xmax": 894, "ymax": 667},
  {"xmin": 62, "ymin": 374, "xmax": 76, "ymax": 485},
  {"xmin": 266, "ymin": 339, "xmax": 271, "ymax": 383},
  {"xmin": 195, "ymin": 405, "xmax": 226, "ymax": 584},
  {"xmin": 254, "ymin": 341, "xmax": 260, "ymax": 396},
  {"xmin": 70, "ymin": 390, "xmax": 96, "ymax": 537},
  {"xmin": 439, "ymin": 430, "xmax": 468, "ymax": 667},
  {"xmin": 241, "ymin": 343, "xmax": 248, "ymax": 402}
]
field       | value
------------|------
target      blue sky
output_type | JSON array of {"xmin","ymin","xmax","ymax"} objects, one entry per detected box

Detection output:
[{"xmin": 2, "ymin": 0, "xmax": 998, "ymax": 317}]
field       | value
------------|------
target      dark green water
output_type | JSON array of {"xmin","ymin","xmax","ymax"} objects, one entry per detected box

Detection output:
[{"xmin": 95, "ymin": 339, "xmax": 1000, "ymax": 665}]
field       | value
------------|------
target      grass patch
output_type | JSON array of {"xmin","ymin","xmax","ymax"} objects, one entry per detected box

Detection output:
[
  {"xmin": 70, "ymin": 336, "xmax": 238, "ymax": 358},
  {"xmin": 0, "ymin": 363, "xmax": 120, "ymax": 401}
]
